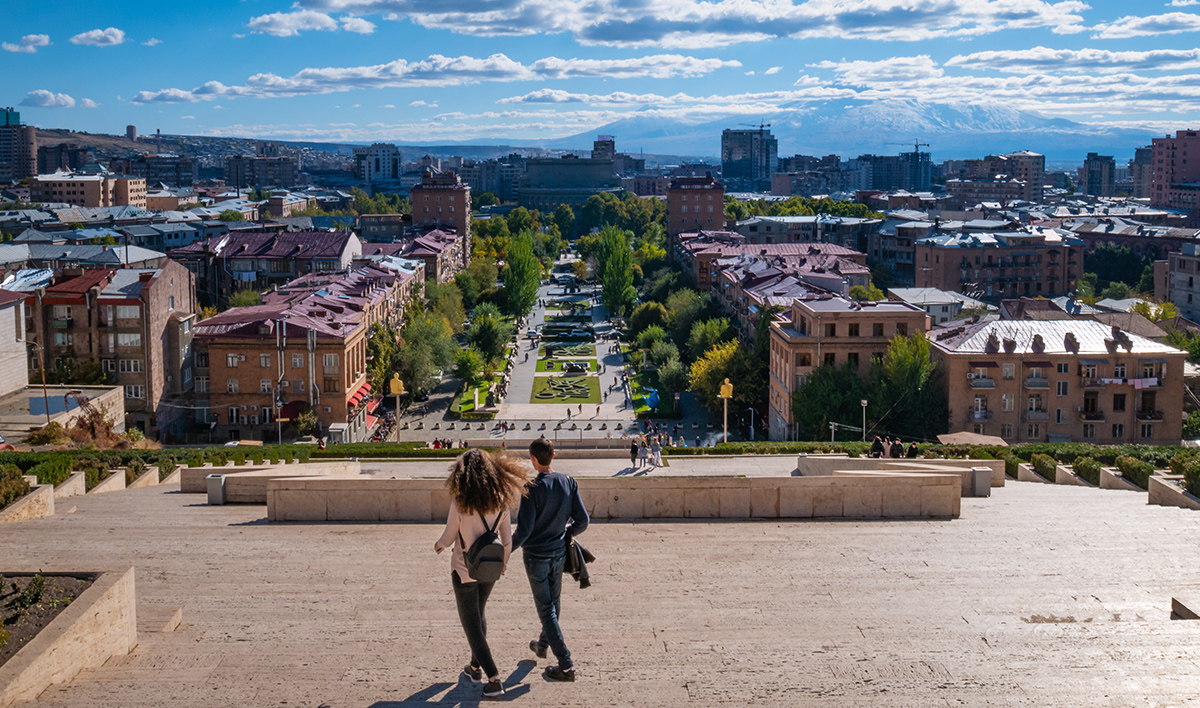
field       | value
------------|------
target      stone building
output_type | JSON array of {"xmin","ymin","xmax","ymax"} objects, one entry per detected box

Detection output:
[
  {"xmin": 913, "ymin": 230, "xmax": 1085, "ymax": 302},
  {"xmin": 666, "ymin": 174, "xmax": 724, "ymax": 237}
]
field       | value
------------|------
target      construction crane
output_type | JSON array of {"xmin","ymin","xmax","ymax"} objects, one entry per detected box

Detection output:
[
  {"xmin": 740, "ymin": 121, "xmax": 771, "ymax": 131},
  {"xmin": 887, "ymin": 140, "xmax": 930, "ymax": 153}
]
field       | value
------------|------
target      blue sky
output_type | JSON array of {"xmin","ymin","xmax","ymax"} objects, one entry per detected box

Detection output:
[{"xmin": 5, "ymin": 0, "xmax": 1200, "ymax": 147}]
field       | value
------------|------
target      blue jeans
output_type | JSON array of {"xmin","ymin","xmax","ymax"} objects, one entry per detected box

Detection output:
[{"xmin": 523, "ymin": 551, "xmax": 571, "ymax": 669}]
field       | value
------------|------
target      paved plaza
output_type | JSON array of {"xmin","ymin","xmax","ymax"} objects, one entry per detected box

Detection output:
[{"xmin": 6, "ymin": 458, "xmax": 1200, "ymax": 706}]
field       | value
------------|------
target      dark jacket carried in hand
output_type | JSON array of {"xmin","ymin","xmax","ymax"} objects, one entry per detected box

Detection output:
[
  {"xmin": 563, "ymin": 537, "xmax": 595, "ymax": 589},
  {"xmin": 512, "ymin": 471, "xmax": 590, "ymax": 557}
]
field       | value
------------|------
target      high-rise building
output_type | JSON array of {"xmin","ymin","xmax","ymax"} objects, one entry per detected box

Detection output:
[
  {"xmin": 1081, "ymin": 153, "xmax": 1116, "ymax": 197},
  {"xmin": 591, "ymin": 135, "xmax": 616, "ymax": 161},
  {"xmin": 126, "ymin": 125, "xmax": 137, "ymax": 142},
  {"xmin": 37, "ymin": 144, "xmax": 91, "ymax": 174},
  {"xmin": 1130, "ymin": 146, "xmax": 1153, "ymax": 199},
  {"xmin": 949, "ymin": 150, "xmax": 1044, "ymax": 202},
  {"xmin": 1150, "ymin": 130, "xmax": 1200, "ymax": 210},
  {"xmin": 351, "ymin": 143, "xmax": 401, "ymax": 183},
  {"xmin": 225, "ymin": 155, "xmax": 299, "ymax": 189},
  {"xmin": 900, "ymin": 149, "xmax": 932, "ymax": 192},
  {"xmin": 110, "ymin": 154, "xmax": 198, "ymax": 187},
  {"xmin": 666, "ymin": 173, "xmax": 724, "ymax": 237},
  {"xmin": 0, "ymin": 107, "xmax": 36, "ymax": 182},
  {"xmin": 721, "ymin": 127, "xmax": 777, "ymax": 191},
  {"xmin": 410, "ymin": 170, "xmax": 471, "ymax": 272}
]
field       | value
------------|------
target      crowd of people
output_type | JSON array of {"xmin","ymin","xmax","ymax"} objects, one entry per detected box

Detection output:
[{"xmin": 868, "ymin": 436, "xmax": 919, "ymax": 459}]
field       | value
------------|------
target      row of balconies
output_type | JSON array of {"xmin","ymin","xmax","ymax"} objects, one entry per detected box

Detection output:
[{"xmin": 971, "ymin": 408, "xmax": 1163, "ymax": 424}]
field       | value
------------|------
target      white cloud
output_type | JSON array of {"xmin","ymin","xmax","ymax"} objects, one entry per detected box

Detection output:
[
  {"xmin": 2, "ymin": 34, "xmax": 50, "ymax": 54},
  {"xmin": 1169, "ymin": 0, "xmax": 1200, "ymax": 6},
  {"xmin": 143, "ymin": 38, "xmax": 162, "ymax": 46},
  {"xmin": 80, "ymin": 98, "xmax": 99, "ymax": 108},
  {"xmin": 409, "ymin": 100, "xmax": 436, "ymax": 106},
  {"xmin": 947, "ymin": 46, "xmax": 1200, "ymax": 73},
  {"xmin": 181, "ymin": 115, "xmax": 195, "ymax": 119},
  {"xmin": 764, "ymin": 66, "xmax": 782, "ymax": 75},
  {"xmin": 341, "ymin": 16, "xmax": 376, "ymax": 33},
  {"xmin": 290, "ymin": 0, "xmax": 1090, "ymax": 48},
  {"xmin": 745, "ymin": 70, "xmax": 755, "ymax": 75},
  {"xmin": 131, "ymin": 53, "xmax": 738, "ymax": 103},
  {"xmin": 19, "ymin": 90, "xmax": 75, "ymax": 108},
  {"xmin": 809, "ymin": 56, "xmax": 943, "ymax": 84},
  {"xmin": 1092, "ymin": 12, "xmax": 1200, "ymax": 38},
  {"xmin": 69, "ymin": 27, "xmax": 125, "ymax": 46},
  {"xmin": 248, "ymin": 10, "xmax": 339, "ymax": 37},
  {"xmin": 380, "ymin": 104, "xmax": 396, "ymax": 108}
]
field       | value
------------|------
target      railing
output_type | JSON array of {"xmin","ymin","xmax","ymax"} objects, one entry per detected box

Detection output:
[
  {"xmin": 1079, "ymin": 410, "xmax": 1105, "ymax": 421},
  {"xmin": 969, "ymin": 377, "xmax": 995, "ymax": 389},
  {"xmin": 51, "ymin": 318, "xmax": 73, "ymax": 329},
  {"xmin": 1080, "ymin": 377, "xmax": 1106, "ymax": 388},
  {"xmin": 1136, "ymin": 409, "xmax": 1164, "ymax": 421},
  {"xmin": 1024, "ymin": 409, "xmax": 1049, "ymax": 422},
  {"xmin": 1025, "ymin": 377, "xmax": 1049, "ymax": 389},
  {"xmin": 970, "ymin": 410, "xmax": 993, "ymax": 422}
]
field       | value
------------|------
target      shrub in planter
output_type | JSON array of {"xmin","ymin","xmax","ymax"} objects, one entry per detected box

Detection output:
[
  {"xmin": 1031, "ymin": 453, "xmax": 1057, "ymax": 480},
  {"xmin": 232, "ymin": 450, "xmax": 246, "ymax": 466},
  {"xmin": 158, "ymin": 457, "xmax": 177, "ymax": 482},
  {"xmin": 1072, "ymin": 457, "xmax": 1102, "ymax": 486},
  {"xmin": 26, "ymin": 457, "xmax": 72, "ymax": 486},
  {"xmin": 1182, "ymin": 458, "xmax": 1200, "ymax": 497},
  {"xmin": 251, "ymin": 451, "xmax": 264, "ymax": 465},
  {"xmin": 124, "ymin": 458, "xmax": 146, "ymax": 485},
  {"xmin": 1116, "ymin": 455, "xmax": 1153, "ymax": 490},
  {"xmin": 1, "ymin": 464, "xmax": 30, "ymax": 511},
  {"xmin": 1170, "ymin": 452, "xmax": 1196, "ymax": 476},
  {"xmin": 1004, "ymin": 456, "xmax": 1019, "ymax": 478},
  {"xmin": 968, "ymin": 448, "xmax": 994, "ymax": 460}
]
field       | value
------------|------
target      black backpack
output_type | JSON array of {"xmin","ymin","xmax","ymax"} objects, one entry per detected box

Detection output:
[{"xmin": 459, "ymin": 511, "xmax": 505, "ymax": 582}]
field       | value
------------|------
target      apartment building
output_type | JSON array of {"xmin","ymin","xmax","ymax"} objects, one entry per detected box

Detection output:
[
  {"xmin": 1150, "ymin": 129, "xmax": 1200, "ymax": 210},
  {"xmin": 675, "ymin": 232, "xmax": 868, "ymax": 291},
  {"xmin": 1081, "ymin": 153, "xmax": 1116, "ymax": 197},
  {"xmin": 666, "ymin": 174, "xmax": 725, "ymax": 237},
  {"xmin": 410, "ymin": 171, "xmax": 471, "ymax": 264},
  {"xmin": 30, "ymin": 172, "xmax": 147, "ymax": 208},
  {"xmin": 110, "ymin": 154, "xmax": 199, "ymax": 187},
  {"xmin": 734, "ymin": 215, "xmax": 882, "ymax": 252},
  {"xmin": 0, "ymin": 108, "xmax": 36, "ymax": 182},
  {"xmin": 721, "ymin": 128, "xmax": 777, "ymax": 191},
  {"xmin": 352, "ymin": 143, "xmax": 402, "ymax": 183},
  {"xmin": 767, "ymin": 296, "xmax": 929, "ymax": 440},
  {"xmin": 224, "ymin": 155, "xmax": 299, "ymax": 189},
  {"xmin": 914, "ymin": 230, "xmax": 1085, "ymax": 301},
  {"xmin": 169, "ymin": 231, "xmax": 362, "ymax": 308},
  {"xmin": 1166, "ymin": 241, "xmax": 1200, "ymax": 320},
  {"xmin": 517, "ymin": 157, "xmax": 621, "ymax": 214},
  {"xmin": 945, "ymin": 151, "xmax": 1045, "ymax": 202},
  {"xmin": 28, "ymin": 260, "xmax": 197, "ymax": 439},
  {"xmin": 945, "ymin": 177, "xmax": 1027, "ymax": 207},
  {"xmin": 930, "ymin": 320, "xmax": 1185, "ymax": 444},
  {"xmin": 0, "ymin": 243, "xmax": 167, "ymax": 277},
  {"xmin": 712, "ymin": 260, "xmax": 834, "ymax": 343}
]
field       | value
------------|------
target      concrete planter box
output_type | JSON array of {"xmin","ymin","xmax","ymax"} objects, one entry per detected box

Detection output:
[
  {"xmin": 0, "ymin": 484, "xmax": 54, "ymax": 524},
  {"xmin": 127, "ymin": 468, "xmax": 159, "ymax": 490},
  {"xmin": 160, "ymin": 467, "xmax": 181, "ymax": 485},
  {"xmin": 1017, "ymin": 463, "xmax": 1054, "ymax": 484},
  {"xmin": 0, "ymin": 567, "xmax": 136, "ymax": 708},
  {"xmin": 86, "ymin": 470, "xmax": 126, "ymax": 495},
  {"xmin": 53, "ymin": 472, "xmax": 85, "ymax": 499},
  {"xmin": 180, "ymin": 460, "xmax": 362, "ymax": 498},
  {"xmin": 1056, "ymin": 465, "xmax": 1093, "ymax": 487},
  {"xmin": 1100, "ymin": 467, "xmax": 1142, "ymax": 492},
  {"xmin": 1148, "ymin": 475, "xmax": 1200, "ymax": 511}
]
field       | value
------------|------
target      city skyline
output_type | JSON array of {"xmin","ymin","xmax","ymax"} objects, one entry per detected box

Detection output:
[{"xmin": 4, "ymin": 0, "xmax": 1200, "ymax": 151}]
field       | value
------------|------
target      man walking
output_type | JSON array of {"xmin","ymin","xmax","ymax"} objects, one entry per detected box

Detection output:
[{"xmin": 514, "ymin": 439, "xmax": 589, "ymax": 682}]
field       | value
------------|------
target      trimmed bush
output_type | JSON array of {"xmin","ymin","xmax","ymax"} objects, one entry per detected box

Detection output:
[
  {"xmin": 1116, "ymin": 455, "xmax": 1154, "ymax": 490},
  {"xmin": 1182, "ymin": 458, "xmax": 1200, "ymax": 497},
  {"xmin": 0, "ymin": 463, "xmax": 30, "ymax": 511},
  {"xmin": 232, "ymin": 450, "xmax": 246, "ymax": 466},
  {"xmin": 1170, "ymin": 452, "xmax": 1196, "ymax": 476},
  {"xmin": 27, "ymin": 457, "xmax": 72, "ymax": 486},
  {"xmin": 1031, "ymin": 453, "xmax": 1057, "ymax": 481},
  {"xmin": 1072, "ymin": 457, "xmax": 1102, "ymax": 486},
  {"xmin": 158, "ymin": 457, "xmax": 177, "ymax": 482},
  {"xmin": 1004, "ymin": 456, "xmax": 1019, "ymax": 478},
  {"xmin": 124, "ymin": 459, "xmax": 146, "ymax": 486}
]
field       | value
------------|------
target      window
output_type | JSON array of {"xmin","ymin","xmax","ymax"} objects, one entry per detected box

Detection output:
[
  {"xmin": 323, "ymin": 353, "xmax": 339, "ymax": 369},
  {"xmin": 117, "ymin": 333, "xmax": 141, "ymax": 347},
  {"xmin": 824, "ymin": 323, "xmax": 836, "ymax": 337},
  {"xmin": 103, "ymin": 359, "xmax": 116, "ymax": 373},
  {"xmin": 1056, "ymin": 408, "xmax": 1065, "ymax": 424},
  {"xmin": 293, "ymin": 354, "xmax": 303, "ymax": 369},
  {"xmin": 53, "ymin": 333, "xmax": 72, "ymax": 346},
  {"xmin": 1083, "ymin": 423, "xmax": 1095, "ymax": 439},
  {"xmin": 1112, "ymin": 423, "xmax": 1124, "ymax": 438},
  {"xmin": 168, "ymin": 296, "xmax": 175, "ymax": 312},
  {"xmin": 1112, "ymin": 393, "xmax": 1126, "ymax": 411},
  {"xmin": 260, "ymin": 354, "xmax": 271, "ymax": 368},
  {"xmin": 196, "ymin": 351, "xmax": 209, "ymax": 367},
  {"xmin": 263, "ymin": 407, "xmax": 273, "ymax": 425},
  {"xmin": 873, "ymin": 323, "xmax": 884, "ymax": 337},
  {"xmin": 293, "ymin": 379, "xmax": 304, "ymax": 391},
  {"xmin": 260, "ymin": 379, "xmax": 272, "ymax": 393},
  {"xmin": 1141, "ymin": 423, "xmax": 1154, "ymax": 439},
  {"xmin": 1029, "ymin": 366, "xmax": 1043, "ymax": 379},
  {"xmin": 116, "ymin": 305, "xmax": 140, "ymax": 319},
  {"xmin": 1002, "ymin": 363, "xmax": 1015, "ymax": 380},
  {"xmin": 324, "ymin": 377, "xmax": 339, "ymax": 393},
  {"xmin": 123, "ymin": 385, "xmax": 144, "ymax": 399},
  {"xmin": 973, "ymin": 423, "xmax": 986, "ymax": 435},
  {"xmin": 974, "ymin": 395, "xmax": 988, "ymax": 411},
  {"xmin": 1056, "ymin": 381, "xmax": 1068, "ymax": 396},
  {"xmin": 847, "ymin": 352, "xmax": 859, "ymax": 367},
  {"xmin": 823, "ymin": 353, "xmax": 835, "ymax": 366},
  {"xmin": 848, "ymin": 323, "xmax": 860, "ymax": 337},
  {"xmin": 226, "ymin": 378, "xmax": 239, "ymax": 393},
  {"xmin": 1057, "ymin": 362, "xmax": 1070, "ymax": 374},
  {"xmin": 1027, "ymin": 423, "xmax": 1041, "ymax": 440},
  {"xmin": 1000, "ymin": 423, "xmax": 1013, "ymax": 439},
  {"xmin": 896, "ymin": 323, "xmax": 907, "ymax": 336},
  {"xmin": 196, "ymin": 376, "xmax": 209, "ymax": 393},
  {"xmin": 52, "ymin": 305, "xmax": 70, "ymax": 320},
  {"xmin": 118, "ymin": 359, "xmax": 143, "ymax": 373},
  {"xmin": 1001, "ymin": 393, "xmax": 1013, "ymax": 411},
  {"xmin": 227, "ymin": 353, "xmax": 239, "ymax": 368},
  {"xmin": 1114, "ymin": 363, "xmax": 1126, "ymax": 378}
]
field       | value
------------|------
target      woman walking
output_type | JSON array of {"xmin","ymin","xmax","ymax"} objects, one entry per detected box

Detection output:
[
  {"xmin": 435, "ymin": 449, "xmax": 530, "ymax": 698},
  {"xmin": 630, "ymin": 439, "xmax": 639, "ymax": 468}
]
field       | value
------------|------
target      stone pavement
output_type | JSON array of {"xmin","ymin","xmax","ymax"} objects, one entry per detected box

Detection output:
[{"xmin": 7, "ymin": 472, "xmax": 1200, "ymax": 706}]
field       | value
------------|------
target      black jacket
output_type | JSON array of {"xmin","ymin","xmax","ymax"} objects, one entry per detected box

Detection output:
[{"xmin": 563, "ymin": 537, "xmax": 595, "ymax": 589}]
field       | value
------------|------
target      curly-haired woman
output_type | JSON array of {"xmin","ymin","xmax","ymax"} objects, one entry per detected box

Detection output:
[{"xmin": 434, "ymin": 449, "xmax": 530, "ymax": 698}]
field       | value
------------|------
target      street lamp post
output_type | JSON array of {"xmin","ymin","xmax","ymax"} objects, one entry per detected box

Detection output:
[
  {"xmin": 861, "ymin": 399, "xmax": 868, "ymax": 442},
  {"xmin": 719, "ymin": 378, "xmax": 733, "ymax": 445}
]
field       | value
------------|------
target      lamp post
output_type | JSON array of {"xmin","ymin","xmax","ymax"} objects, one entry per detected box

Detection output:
[
  {"xmin": 745, "ymin": 406, "xmax": 755, "ymax": 442},
  {"xmin": 390, "ymin": 373, "xmax": 404, "ymax": 444},
  {"xmin": 861, "ymin": 399, "xmax": 868, "ymax": 442},
  {"xmin": 719, "ymin": 378, "xmax": 733, "ymax": 445}
]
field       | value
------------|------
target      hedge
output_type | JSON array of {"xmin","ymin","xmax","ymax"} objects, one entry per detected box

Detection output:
[
  {"xmin": 1116, "ymin": 455, "xmax": 1154, "ymax": 490},
  {"xmin": 1072, "ymin": 457, "xmax": 1102, "ymax": 486},
  {"xmin": 27, "ymin": 457, "xmax": 73, "ymax": 487},
  {"xmin": 1031, "ymin": 453, "xmax": 1057, "ymax": 481},
  {"xmin": 1182, "ymin": 458, "xmax": 1200, "ymax": 497},
  {"xmin": 0, "ymin": 463, "xmax": 29, "ymax": 511}
]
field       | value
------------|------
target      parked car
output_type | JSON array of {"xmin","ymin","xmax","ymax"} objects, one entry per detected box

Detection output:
[
  {"xmin": 527, "ymin": 329, "xmax": 540, "ymax": 339},
  {"xmin": 569, "ymin": 329, "xmax": 590, "ymax": 338}
]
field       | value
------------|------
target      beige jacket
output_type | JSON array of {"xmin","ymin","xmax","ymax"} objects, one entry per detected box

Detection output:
[{"xmin": 435, "ymin": 503, "xmax": 513, "ymax": 584}]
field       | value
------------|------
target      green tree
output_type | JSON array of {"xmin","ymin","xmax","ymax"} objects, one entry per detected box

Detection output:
[
  {"xmin": 218, "ymin": 209, "xmax": 244, "ymax": 222},
  {"xmin": 629, "ymin": 301, "xmax": 669, "ymax": 336},
  {"xmin": 640, "ymin": 267, "xmax": 681, "ymax": 304},
  {"xmin": 1186, "ymin": 410, "xmax": 1200, "ymax": 439},
  {"xmin": 1099, "ymin": 281, "xmax": 1133, "ymax": 300},
  {"xmin": 599, "ymin": 226, "xmax": 636, "ymax": 319},
  {"xmin": 665, "ymin": 288, "xmax": 706, "ymax": 347},
  {"xmin": 849, "ymin": 284, "xmax": 886, "ymax": 301},
  {"xmin": 395, "ymin": 314, "xmax": 456, "ymax": 398},
  {"xmin": 425, "ymin": 280, "xmax": 466, "ymax": 333},
  {"xmin": 687, "ymin": 340, "xmax": 757, "ymax": 412},
  {"xmin": 1166, "ymin": 328, "xmax": 1200, "ymax": 363},
  {"xmin": 554, "ymin": 204, "xmax": 576, "ymax": 239},
  {"xmin": 366, "ymin": 322, "xmax": 397, "ymax": 386},
  {"xmin": 454, "ymin": 347, "xmax": 484, "ymax": 385},
  {"xmin": 687, "ymin": 317, "xmax": 734, "ymax": 362},
  {"xmin": 873, "ymin": 332, "xmax": 948, "ymax": 441},
  {"xmin": 1131, "ymin": 299, "xmax": 1179, "ymax": 322},
  {"xmin": 476, "ymin": 192, "xmax": 500, "ymax": 207},
  {"xmin": 1085, "ymin": 243, "xmax": 1149, "ymax": 291},
  {"xmin": 467, "ymin": 314, "xmax": 509, "ymax": 365},
  {"xmin": 227, "ymin": 289, "xmax": 261, "ymax": 308},
  {"xmin": 790, "ymin": 363, "xmax": 868, "ymax": 440},
  {"xmin": 637, "ymin": 325, "xmax": 668, "ymax": 351},
  {"xmin": 657, "ymin": 356, "xmax": 689, "ymax": 403},
  {"xmin": 507, "ymin": 207, "xmax": 534, "ymax": 236},
  {"xmin": 41, "ymin": 358, "xmax": 113, "ymax": 386},
  {"xmin": 454, "ymin": 271, "xmax": 481, "ymax": 310},
  {"xmin": 502, "ymin": 231, "xmax": 541, "ymax": 317},
  {"xmin": 1076, "ymin": 272, "xmax": 1099, "ymax": 303},
  {"xmin": 649, "ymin": 340, "xmax": 680, "ymax": 369}
]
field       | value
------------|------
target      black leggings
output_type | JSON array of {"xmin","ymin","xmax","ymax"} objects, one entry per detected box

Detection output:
[{"xmin": 451, "ymin": 572, "xmax": 498, "ymax": 678}]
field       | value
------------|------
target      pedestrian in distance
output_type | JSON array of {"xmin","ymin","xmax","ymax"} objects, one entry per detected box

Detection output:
[
  {"xmin": 566, "ymin": 408, "xmax": 571, "ymax": 419},
  {"xmin": 650, "ymin": 437, "xmax": 662, "ymax": 467},
  {"xmin": 434, "ymin": 449, "xmax": 530, "ymax": 698},
  {"xmin": 596, "ymin": 405, "xmax": 601, "ymax": 417},
  {"xmin": 630, "ymin": 440, "xmax": 639, "ymax": 467},
  {"xmin": 513, "ymin": 439, "xmax": 590, "ymax": 682},
  {"xmin": 639, "ymin": 439, "xmax": 649, "ymax": 466}
]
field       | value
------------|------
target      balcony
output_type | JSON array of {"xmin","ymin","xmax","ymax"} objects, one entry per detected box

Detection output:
[
  {"xmin": 1079, "ymin": 377, "xmax": 1105, "ymax": 389},
  {"xmin": 1024, "ymin": 409, "xmax": 1049, "ymax": 422},
  {"xmin": 1025, "ymin": 377, "xmax": 1049, "ymax": 389},
  {"xmin": 51, "ymin": 318, "xmax": 74, "ymax": 329},
  {"xmin": 1136, "ymin": 409, "xmax": 1164, "ymax": 421},
  {"xmin": 970, "ymin": 410, "xmax": 993, "ymax": 422},
  {"xmin": 969, "ymin": 377, "xmax": 995, "ymax": 389},
  {"xmin": 1079, "ymin": 410, "xmax": 1105, "ymax": 422}
]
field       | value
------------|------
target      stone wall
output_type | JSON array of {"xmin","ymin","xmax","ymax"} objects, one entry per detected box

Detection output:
[{"xmin": 0, "ymin": 484, "xmax": 54, "ymax": 524}]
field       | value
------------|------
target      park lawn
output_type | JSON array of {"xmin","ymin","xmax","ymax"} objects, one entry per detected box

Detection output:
[
  {"xmin": 536, "ymin": 358, "xmax": 598, "ymax": 373},
  {"xmin": 538, "ymin": 343, "xmax": 596, "ymax": 357},
  {"xmin": 454, "ymin": 380, "xmax": 494, "ymax": 415},
  {"xmin": 529, "ymin": 375, "xmax": 601, "ymax": 404}
]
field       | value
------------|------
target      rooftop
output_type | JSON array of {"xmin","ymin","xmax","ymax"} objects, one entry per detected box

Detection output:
[
  {"xmin": 931, "ymin": 318, "xmax": 1182, "ymax": 356},
  {"xmin": 170, "ymin": 231, "xmax": 355, "ymax": 260}
]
